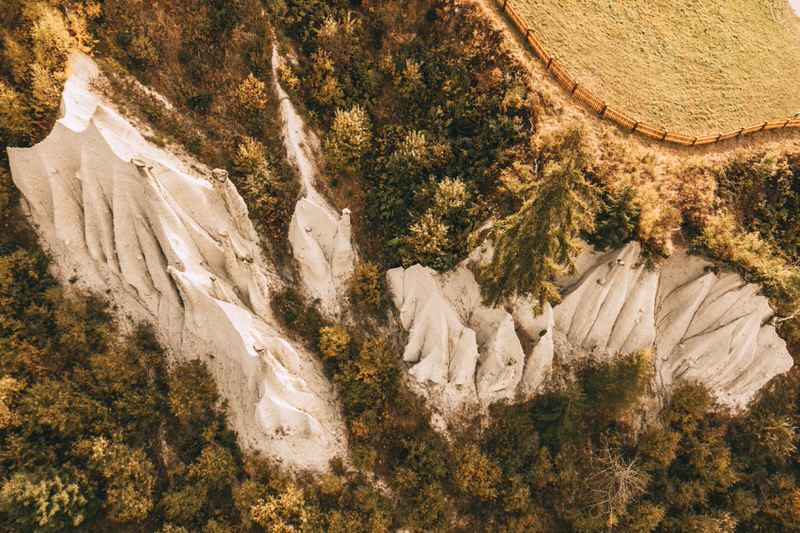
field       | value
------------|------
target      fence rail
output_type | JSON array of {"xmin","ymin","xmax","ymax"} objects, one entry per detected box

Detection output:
[{"xmin": 496, "ymin": 0, "xmax": 800, "ymax": 147}]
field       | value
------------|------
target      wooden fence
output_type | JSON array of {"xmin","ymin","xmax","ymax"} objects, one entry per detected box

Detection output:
[{"xmin": 495, "ymin": 0, "xmax": 800, "ymax": 146}]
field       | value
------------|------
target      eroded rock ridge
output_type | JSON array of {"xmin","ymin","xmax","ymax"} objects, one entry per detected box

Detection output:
[
  {"xmin": 389, "ymin": 242, "xmax": 793, "ymax": 413},
  {"xmin": 7, "ymin": 54, "xmax": 345, "ymax": 469}
]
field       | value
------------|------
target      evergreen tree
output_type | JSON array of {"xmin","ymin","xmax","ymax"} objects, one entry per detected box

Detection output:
[
  {"xmin": 325, "ymin": 104, "xmax": 372, "ymax": 173},
  {"xmin": 591, "ymin": 186, "xmax": 640, "ymax": 250},
  {"xmin": 481, "ymin": 127, "xmax": 599, "ymax": 311}
]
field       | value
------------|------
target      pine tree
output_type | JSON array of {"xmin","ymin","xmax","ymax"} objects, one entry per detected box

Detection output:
[
  {"xmin": 592, "ymin": 186, "xmax": 640, "ymax": 250},
  {"xmin": 232, "ymin": 73, "xmax": 268, "ymax": 114},
  {"xmin": 481, "ymin": 127, "xmax": 598, "ymax": 311},
  {"xmin": 325, "ymin": 104, "xmax": 372, "ymax": 172}
]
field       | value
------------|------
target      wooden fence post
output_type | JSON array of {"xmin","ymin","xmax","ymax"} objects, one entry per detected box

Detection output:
[
  {"xmin": 691, "ymin": 137, "xmax": 697, "ymax": 146},
  {"xmin": 502, "ymin": 0, "xmax": 508, "ymax": 10},
  {"xmin": 632, "ymin": 121, "xmax": 639, "ymax": 132},
  {"xmin": 760, "ymin": 122, "xmax": 768, "ymax": 131},
  {"xmin": 599, "ymin": 103, "xmax": 607, "ymax": 117},
  {"xmin": 661, "ymin": 130, "xmax": 668, "ymax": 141},
  {"xmin": 571, "ymin": 82, "xmax": 579, "ymax": 94},
  {"xmin": 546, "ymin": 56, "xmax": 554, "ymax": 70},
  {"xmin": 736, "ymin": 127, "xmax": 745, "ymax": 137},
  {"xmin": 715, "ymin": 133, "xmax": 722, "ymax": 142}
]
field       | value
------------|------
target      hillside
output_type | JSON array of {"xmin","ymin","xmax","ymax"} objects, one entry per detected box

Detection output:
[{"xmin": 0, "ymin": 1, "xmax": 799, "ymax": 532}]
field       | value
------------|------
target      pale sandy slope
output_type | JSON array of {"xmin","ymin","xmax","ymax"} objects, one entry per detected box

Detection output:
[
  {"xmin": 7, "ymin": 53, "xmax": 347, "ymax": 470},
  {"xmin": 272, "ymin": 46, "xmax": 357, "ymax": 317},
  {"xmin": 389, "ymin": 242, "xmax": 793, "ymax": 419}
]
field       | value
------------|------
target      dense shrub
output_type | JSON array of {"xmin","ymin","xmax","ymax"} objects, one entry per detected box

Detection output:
[
  {"xmin": 580, "ymin": 349, "xmax": 652, "ymax": 422},
  {"xmin": 0, "ymin": 468, "xmax": 91, "ymax": 532},
  {"xmin": 89, "ymin": 438, "xmax": 156, "ymax": 523},
  {"xmin": 271, "ymin": 287, "xmax": 325, "ymax": 347},
  {"xmin": 348, "ymin": 260, "xmax": 387, "ymax": 311},
  {"xmin": 232, "ymin": 73, "xmax": 269, "ymax": 114},
  {"xmin": 451, "ymin": 444, "xmax": 501, "ymax": 502},
  {"xmin": 167, "ymin": 359, "xmax": 219, "ymax": 430},
  {"xmin": 249, "ymin": 484, "xmax": 309, "ymax": 532},
  {"xmin": 694, "ymin": 209, "xmax": 800, "ymax": 311},
  {"xmin": 235, "ymin": 169, "xmax": 294, "ymax": 242},
  {"xmin": 335, "ymin": 337, "xmax": 399, "ymax": 415},
  {"xmin": 0, "ymin": 81, "xmax": 29, "ymax": 143},
  {"xmin": 28, "ymin": 4, "xmax": 76, "ymax": 112},
  {"xmin": 233, "ymin": 136, "xmax": 269, "ymax": 175},
  {"xmin": 398, "ymin": 211, "xmax": 452, "ymax": 269},
  {"xmin": 318, "ymin": 325, "xmax": 350, "ymax": 361},
  {"xmin": 0, "ymin": 1, "xmax": 95, "ymax": 144},
  {"xmin": 325, "ymin": 105, "xmax": 372, "ymax": 173},
  {"xmin": 716, "ymin": 152, "xmax": 800, "ymax": 258}
]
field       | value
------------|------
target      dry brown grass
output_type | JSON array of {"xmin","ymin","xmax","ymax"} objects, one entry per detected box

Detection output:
[{"xmin": 512, "ymin": 0, "xmax": 800, "ymax": 135}]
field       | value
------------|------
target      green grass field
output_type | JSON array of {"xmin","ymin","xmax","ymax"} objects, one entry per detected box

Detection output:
[{"xmin": 513, "ymin": 0, "xmax": 800, "ymax": 134}]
